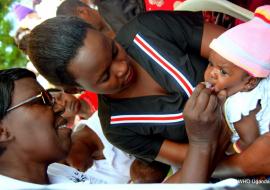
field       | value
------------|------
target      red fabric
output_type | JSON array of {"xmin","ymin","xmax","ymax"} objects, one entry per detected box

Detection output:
[
  {"xmin": 248, "ymin": 0, "xmax": 269, "ymax": 12},
  {"xmin": 234, "ymin": 0, "xmax": 269, "ymax": 25},
  {"xmin": 144, "ymin": 0, "xmax": 185, "ymax": 11},
  {"xmin": 79, "ymin": 91, "xmax": 98, "ymax": 110}
]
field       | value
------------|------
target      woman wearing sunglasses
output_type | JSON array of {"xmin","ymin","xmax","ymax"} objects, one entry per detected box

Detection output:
[{"xmin": 0, "ymin": 68, "xmax": 71, "ymax": 186}]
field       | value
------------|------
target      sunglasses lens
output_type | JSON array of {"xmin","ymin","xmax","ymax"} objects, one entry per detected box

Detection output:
[
  {"xmin": 42, "ymin": 91, "xmax": 54, "ymax": 106},
  {"xmin": 64, "ymin": 87, "xmax": 83, "ymax": 94}
]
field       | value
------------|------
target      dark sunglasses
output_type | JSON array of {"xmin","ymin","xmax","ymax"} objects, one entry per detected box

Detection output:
[
  {"xmin": 7, "ymin": 91, "xmax": 55, "ymax": 112},
  {"xmin": 63, "ymin": 87, "xmax": 84, "ymax": 94}
]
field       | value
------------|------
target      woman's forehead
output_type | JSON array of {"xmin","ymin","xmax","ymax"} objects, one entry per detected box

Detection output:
[
  {"xmin": 13, "ymin": 78, "xmax": 42, "ymax": 99},
  {"xmin": 68, "ymin": 33, "xmax": 111, "ymax": 77},
  {"xmin": 84, "ymin": 30, "xmax": 111, "ymax": 55}
]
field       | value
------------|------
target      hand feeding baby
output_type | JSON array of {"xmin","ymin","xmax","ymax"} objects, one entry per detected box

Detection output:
[{"xmin": 202, "ymin": 81, "xmax": 215, "ymax": 91}]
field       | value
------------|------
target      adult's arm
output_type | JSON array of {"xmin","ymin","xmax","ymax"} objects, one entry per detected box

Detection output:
[
  {"xmin": 155, "ymin": 85, "xmax": 228, "ymax": 167},
  {"xmin": 117, "ymin": 11, "xmax": 225, "ymax": 59},
  {"xmin": 200, "ymin": 22, "xmax": 225, "ymax": 59},
  {"xmin": 156, "ymin": 140, "xmax": 188, "ymax": 166},
  {"xmin": 214, "ymin": 132, "xmax": 270, "ymax": 178},
  {"xmin": 163, "ymin": 84, "xmax": 230, "ymax": 183},
  {"xmin": 157, "ymin": 120, "xmax": 270, "ymax": 179},
  {"xmin": 65, "ymin": 126, "xmax": 99, "ymax": 172}
]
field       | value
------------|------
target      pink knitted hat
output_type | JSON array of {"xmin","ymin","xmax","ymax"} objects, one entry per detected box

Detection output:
[{"xmin": 210, "ymin": 5, "xmax": 270, "ymax": 78}]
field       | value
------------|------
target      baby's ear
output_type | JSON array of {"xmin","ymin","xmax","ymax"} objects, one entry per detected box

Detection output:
[
  {"xmin": 0, "ymin": 125, "xmax": 14, "ymax": 143},
  {"xmin": 243, "ymin": 77, "xmax": 260, "ymax": 92}
]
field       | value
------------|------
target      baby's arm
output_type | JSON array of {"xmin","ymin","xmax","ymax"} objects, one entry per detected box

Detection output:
[{"xmin": 233, "ymin": 105, "xmax": 261, "ymax": 152}]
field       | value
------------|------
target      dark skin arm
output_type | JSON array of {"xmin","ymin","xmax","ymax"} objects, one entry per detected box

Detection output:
[
  {"xmin": 212, "ymin": 104, "xmax": 270, "ymax": 178},
  {"xmin": 158, "ymin": 112, "xmax": 270, "ymax": 180},
  {"xmin": 214, "ymin": 132, "xmax": 270, "ymax": 178},
  {"xmin": 164, "ymin": 84, "xmax": 230, "ymax": 183},
  {"xmin": 200, "ymin": 22, "xmax": 226, "ymax": 59},
  {"xmin": 65, "ymin": 126, "xmax": 105, "ymax": 172},
  {"xmin": 233, "ymin": 105, "xmax": 260, "ymax": 151},
  {"xmin": 156, "ymin": 22, "xmax": 225, "ymax": 167},
  {"xmin": 157, "ymin": 98, "xmax": 270, "ymax": 180},
  {"xmin": 156, "ymin": 141, "xmax": 188, "ymax": 166}
]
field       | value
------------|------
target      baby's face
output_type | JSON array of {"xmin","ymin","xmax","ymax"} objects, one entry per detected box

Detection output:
[
  {"xmin": 51, "ymin": 91, "xmax": 81, "ymax": 118},
  {"xmin": 204, "ymin": 51, "xmax": 249, "ymax": 96}
]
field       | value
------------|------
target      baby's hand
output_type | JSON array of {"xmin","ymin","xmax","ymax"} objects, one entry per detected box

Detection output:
[{"xmin": 65, "ymin": 126, "xmax": 94, "ymax": 172}]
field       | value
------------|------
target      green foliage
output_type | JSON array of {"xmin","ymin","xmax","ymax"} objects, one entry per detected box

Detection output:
[{"xmin": 0, "ymin": 0, "xmax": 28, "ymax": 69}]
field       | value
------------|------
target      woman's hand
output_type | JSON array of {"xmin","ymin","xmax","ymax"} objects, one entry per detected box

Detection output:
[
  {"xmin": 179, "ymin": 83, "xmax": 230, "ymax": 182},
  {"xmin": 183, "ymin": 83, "xmax": 229, "ymax": 146}
]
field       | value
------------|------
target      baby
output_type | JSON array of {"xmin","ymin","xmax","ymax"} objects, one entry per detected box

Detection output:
[{"xmin": 204, "ymin": 5, "xmax": 270, "ymax": 154}]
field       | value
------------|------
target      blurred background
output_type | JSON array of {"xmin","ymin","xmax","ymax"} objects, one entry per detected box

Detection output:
[
  {"xmin": 0, "ymin": 0, "xmax": 64, "ymax": 70},
  {"xmin": 0, "ymin": 0, "xmax": 28, "ymax": 69}
]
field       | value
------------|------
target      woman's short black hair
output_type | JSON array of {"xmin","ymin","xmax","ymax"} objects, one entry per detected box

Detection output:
[
  {"xmin": 28, "ymin": 16, "xmax": 95, "ymax": 87},
  {"xmin": 0, "ymin": 68, "xmax": 36, "ymax": 156},
  {"xmin": 0, "ymin": 68, "xmax": 36, "ymax": 120}
]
